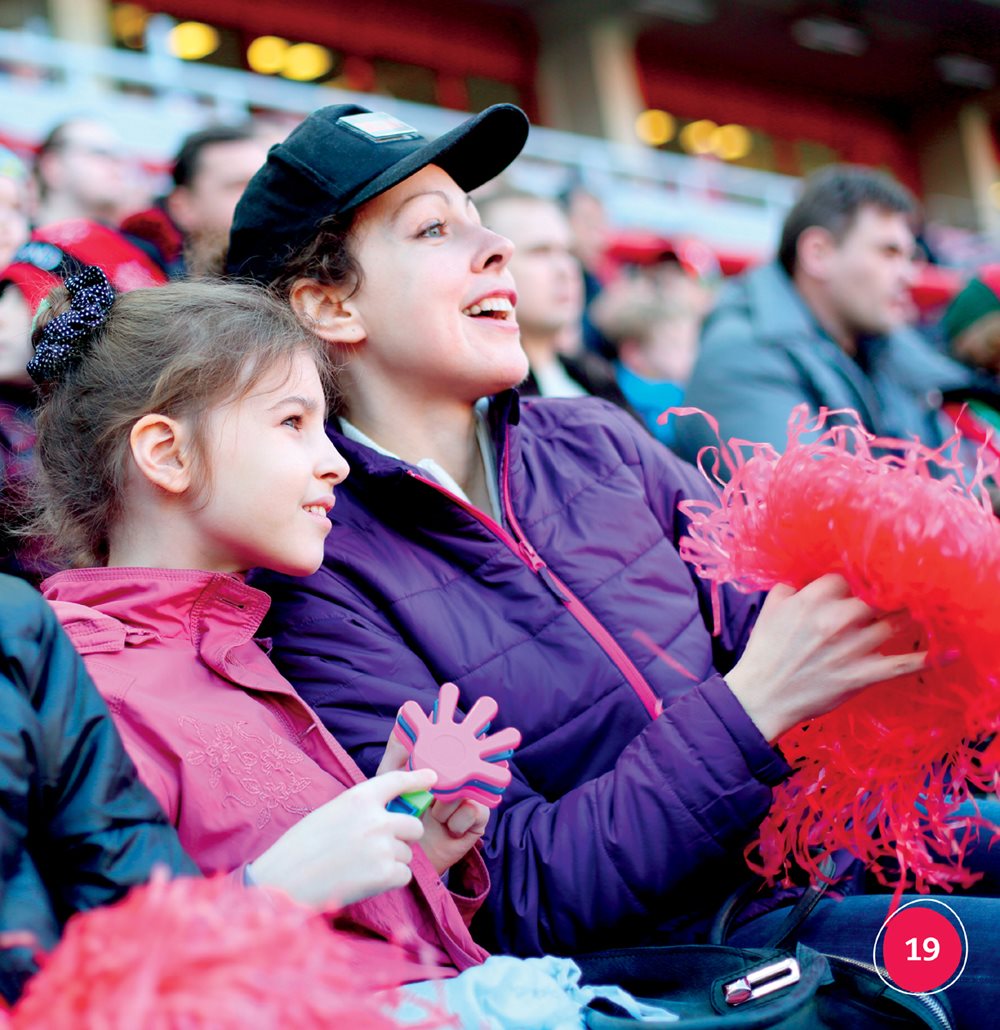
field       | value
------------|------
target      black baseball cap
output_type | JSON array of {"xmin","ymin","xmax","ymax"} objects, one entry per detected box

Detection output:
[{"xmin": 227, "ymin": 102, "xmax": 530, "ymax": 284}]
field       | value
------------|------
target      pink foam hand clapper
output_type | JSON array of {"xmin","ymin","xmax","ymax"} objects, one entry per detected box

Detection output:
[{"xmin": 391, "ymin": 682, "xmax": 522, "ymax": 810}]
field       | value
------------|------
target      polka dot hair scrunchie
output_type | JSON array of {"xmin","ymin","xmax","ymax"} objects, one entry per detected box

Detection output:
[{"xmin": 27, "ymin": 265, "xmax": 117, "ymax": 386}]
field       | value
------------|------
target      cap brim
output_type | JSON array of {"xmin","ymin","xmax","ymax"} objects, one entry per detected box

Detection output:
[{"xmin": 342, "ymin": 103, "xmax": 529, "ymax": 215}]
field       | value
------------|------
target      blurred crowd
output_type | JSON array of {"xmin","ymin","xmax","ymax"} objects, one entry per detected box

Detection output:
[
  {"xmin": 2, "ymin": 96, "xmax": 1000, "ymax": 1027},
  {"xmin": 7, "ymin": 110, "xmax": 998, "ymax": 589}
]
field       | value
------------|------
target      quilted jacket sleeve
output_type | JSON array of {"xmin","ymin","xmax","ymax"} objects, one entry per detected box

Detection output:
[
  {"xmin": 263, "ymin": 567, "xmax": 790, "ymax": 957},
  {"xmin": 1, "ymin": 576, "xmax": 197, "ymax": 927},
  {"xmin": 585, "ymin": 401, "xmax": 767, "ymax": 676}
]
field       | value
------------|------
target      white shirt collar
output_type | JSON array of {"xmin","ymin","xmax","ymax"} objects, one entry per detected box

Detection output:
[{"xmin": 338, "ymin": 404, "xmax": 501, "ymax": 522}]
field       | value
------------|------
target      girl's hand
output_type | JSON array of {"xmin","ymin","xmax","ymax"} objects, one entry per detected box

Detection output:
[
  {"xmin": 247, "ymin": 767, "xmax": 437, "ymax": 909},
  {"xmin": 420, "ymin": 797, "xmax": 490, "ymax": 875},
  {"xmin": 725, "ymin": 572, "xmax": 927, "ymax": 743},
  {"xmin": 376, "ymin": 725, "xmax": 490, "ymax": 874},
  {"xmin": 375, "ymin": 729, "xmax": 412, "ymax": 776}
]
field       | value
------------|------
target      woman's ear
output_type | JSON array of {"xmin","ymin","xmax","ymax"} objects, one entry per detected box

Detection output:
[
  {"xmin": 129, "ymin": 414, "xmax": 192, "ymax": 495},
  {"xmin": 290, "ymin": 279, "xmax": 366, "ymax": 346}
]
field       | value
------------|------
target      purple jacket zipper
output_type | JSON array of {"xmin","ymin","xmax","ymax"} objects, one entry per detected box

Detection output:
[{"xmin": 405, "ymin": 437, "xmax": 663, "ymax": 720}]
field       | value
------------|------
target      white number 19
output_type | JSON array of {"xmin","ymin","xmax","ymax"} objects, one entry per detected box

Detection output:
[{"xmin": 905, "ymin": 937, "xmax": 941, "ymax": 962}]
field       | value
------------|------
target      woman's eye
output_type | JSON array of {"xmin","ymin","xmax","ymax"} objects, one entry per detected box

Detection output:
[{"xmin": 419, "ymin": 220, "xmax": 446, "ymax": 239}]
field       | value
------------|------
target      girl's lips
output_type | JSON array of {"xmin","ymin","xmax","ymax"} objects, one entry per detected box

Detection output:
[{"xmin": 303, "ymin": 495, "xmax": 336, "ymax": 518}]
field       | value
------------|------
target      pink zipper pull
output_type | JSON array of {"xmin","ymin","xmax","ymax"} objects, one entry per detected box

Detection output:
[{"xmin": 518, "ymin": 538, "xmax": 544, "ymax": 570}]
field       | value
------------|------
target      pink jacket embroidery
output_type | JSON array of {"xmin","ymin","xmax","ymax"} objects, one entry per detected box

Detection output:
[{"xmin": 180, "ymin": 716, "xmax": 312, "ymax": 828}]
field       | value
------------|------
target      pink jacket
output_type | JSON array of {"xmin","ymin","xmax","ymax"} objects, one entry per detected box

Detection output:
[{"xmin": 43, "ymin": 567, "xmax": 489, "ymax": 981}]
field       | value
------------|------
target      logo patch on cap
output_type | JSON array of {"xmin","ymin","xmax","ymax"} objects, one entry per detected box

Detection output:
[{"xmin": 338, "ymin": 112, "xmax": 422, "ymax": 143}]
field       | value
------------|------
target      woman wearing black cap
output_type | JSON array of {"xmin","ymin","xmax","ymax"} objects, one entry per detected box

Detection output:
[{"xmin": 227, "ymin": 104, "xmax": 1000, "ymax": 1024}]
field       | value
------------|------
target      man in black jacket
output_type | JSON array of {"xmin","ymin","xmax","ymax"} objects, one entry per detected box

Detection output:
[{"xmin": 0, "ymin": 575, "xmax": 196, "ymax": 1003}]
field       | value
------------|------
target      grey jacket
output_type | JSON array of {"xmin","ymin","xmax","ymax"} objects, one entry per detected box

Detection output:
[{"xmin": 675, "ymin": 262, "xmax": 974, "ymax": 465}]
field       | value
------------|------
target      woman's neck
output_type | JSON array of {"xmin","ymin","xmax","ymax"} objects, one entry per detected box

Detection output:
[{"xmin": 343, "ymin": 384, "xmax": 489, "ymax": 510}]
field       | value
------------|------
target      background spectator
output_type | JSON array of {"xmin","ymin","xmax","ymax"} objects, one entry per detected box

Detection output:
[
  {"xmin": 0, "ymin": 274, "xmax": 39, "ymax": 581},
  {"xmin": 942, "ymin": 265, "xmax": 1000, "ymax": 378},
  {"xmin": 590, "ymin": 275, "xmax": 701, "ymax": 447},
  {"xmin": 0, "ymin": 219, "xmax": 167, "ymax": 583},
  {"xmin": 560, "ymin": 183, "xmax": 615, "ymax": 358},
  {"xmin": 0, "ymin": 145, "xmax": 30, "ymax": 269},
  {"xmin": 122, "ymin": 124, "xmax": 271, "ymax": 279},
  {"xmin": 938, "ymin": 266, "xmax": 1000, "ymax": 476},
  {"xmin": 33, "ymin": 118, "xmax": 131, "ymax": 228},
  {"xmin": 478, "ymin": 189, "xmax": 635, "ymax": 413},
  {"xmin": 676, "ymin": 164, "xmax": 975, "ymax": 467}
]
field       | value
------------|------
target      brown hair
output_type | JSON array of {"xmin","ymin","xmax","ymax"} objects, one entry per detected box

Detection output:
[
  {"xmin": 269, "ymin": 211, "xmax": 362, "ymax": 301},
  {"xmin": 778, "ymin": 164, "xmax": 918, "ymax": 277},
  {"xmin": 265, "ymin": 213, "xmax": 361, "ymax": 417},
  {"xmin": 32, "ymin": 279, "xmax": 331, "ymax": 567}
]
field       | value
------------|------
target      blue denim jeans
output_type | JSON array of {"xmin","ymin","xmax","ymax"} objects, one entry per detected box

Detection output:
[{"xmin": 730, "ymin": 799, "xmax": 1000, "ymax": 1029}]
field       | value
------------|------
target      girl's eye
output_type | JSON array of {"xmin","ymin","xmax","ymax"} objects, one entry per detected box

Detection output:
[
  {"xmin": 282, "ymin": 414, "xmax": 303, "ymax": 430},
  {"xmin": 419, "ymin": 220, "xmax": 446, "ymax": 239}
]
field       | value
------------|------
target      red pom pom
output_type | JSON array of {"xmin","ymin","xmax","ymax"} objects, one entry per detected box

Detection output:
[
  {"xmin": 9, "ymin": 872, "xmax": 453, "ymax": 1029},
  {"xmin": 678, "ymin": 406, "xmax": 1000, "ymax": 898}
]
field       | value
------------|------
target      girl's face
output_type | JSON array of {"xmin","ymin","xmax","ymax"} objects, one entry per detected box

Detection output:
[
  {"xmin": 345, "ymin": 164, "xmax": 529, "ymax": 403},
  {"xmin": 187, "ymin": 349, "xmax": 349, "ymax": 576}
]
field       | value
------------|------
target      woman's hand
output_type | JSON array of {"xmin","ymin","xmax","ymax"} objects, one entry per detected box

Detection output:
[
  {"xmin": 420, "ymin": 797, "xmax": 490, "ymax": 875},
  {"xmin": 725, "ymin": 573, "xmax": 927, "ymax": 743},
  {"xmin": 247, "ymin": 767, "xmax": 436, "ymax": 909}
]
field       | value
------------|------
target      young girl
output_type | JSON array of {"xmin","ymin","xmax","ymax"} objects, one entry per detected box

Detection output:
[
  {"xmin": 224, "ymin": 102, "xmax": 1000, "ymax": 1026},
  {"xmin": 33, "ymin": 268, "xmax": 491, "ymax": 985}
]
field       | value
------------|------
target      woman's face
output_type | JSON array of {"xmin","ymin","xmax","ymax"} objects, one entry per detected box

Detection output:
[
  {"xmin": 0, "ymin": 176, "xmax": 29, "ymax": 270},
  {"xmin": 345, "ymin": 164, "xmax": 528, "ymax": 403},
  {"xmin": 0, "ymin": 285, "xmax": 32, "ymax": 386}
]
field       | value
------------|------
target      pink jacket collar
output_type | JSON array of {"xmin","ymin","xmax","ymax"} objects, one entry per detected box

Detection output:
[{"xmin": 43, "ymin": 567, "xmax": 270, "ymax": 656}]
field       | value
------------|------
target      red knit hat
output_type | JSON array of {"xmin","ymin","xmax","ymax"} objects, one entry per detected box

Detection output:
[{"xmin": 1, "ymin": 219, "xmax": 167, "ymax": 312}]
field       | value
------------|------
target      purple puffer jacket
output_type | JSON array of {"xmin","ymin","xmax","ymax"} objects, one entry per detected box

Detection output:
[{"xmin": 254, "ymin": 392, "xmax": 792, "ymax": 956}]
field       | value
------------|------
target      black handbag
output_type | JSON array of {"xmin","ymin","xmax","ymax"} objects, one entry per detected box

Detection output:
[
  {"xmin": 574, "ymin": 873, "xmax": 954, "ymax": 1029},
  {"xmin": 576, "ymin": 942, "xmax": 951, "ymax": 1028}
]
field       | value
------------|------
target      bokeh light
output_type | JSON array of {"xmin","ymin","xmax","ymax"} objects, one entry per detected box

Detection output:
[
  {"xmin": 247, "ymin": 36, "xmax": 289, "ymax": 75},
  {"xmin": 167, "ymin": 21, "xmax": 220, "ymax": 62},
  {"xmin": 711, "ymin": 123, "xmax": 752, "ymax": 161},
  {"xmin": 679, "ymin": 119, "xmax": 718, "ymax": 155},
  {"xmin": 111, "ymin": 4, "xmax": 148, "ymax": 49},
  {"xmin": 283, "ymin": 43, "xmax": 334, "ymax": 81},
  {"xmin": 635, "ymin": 109, "xmax": 676, "ymax": 147}
]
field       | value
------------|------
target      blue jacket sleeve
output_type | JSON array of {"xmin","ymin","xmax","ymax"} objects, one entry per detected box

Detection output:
[
  {"xmin": 263, "ymin": 566, "xmax": 790, "ymax": 957},
  {"xmin": 0, "ymin": 577, "xmax": 197, "ymax": 940}
]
